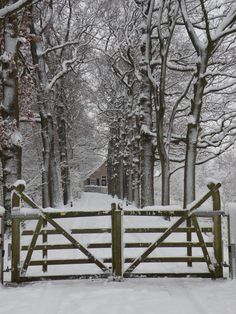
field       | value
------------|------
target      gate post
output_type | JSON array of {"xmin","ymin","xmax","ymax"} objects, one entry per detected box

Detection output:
[
  {"xmin": 0, "ymin": 212, "xmax": 4, "ymax": 284},
  {"xmin": 11, "ymin": 192, "xmax": 21, "ymax": 283},
  {"xmin": 207, "ymin": 182, "xmax": 223, "ymax": 278},
  {"xmin": 111, "ymin": 203, "xmax": 123, "ymax": 279}
]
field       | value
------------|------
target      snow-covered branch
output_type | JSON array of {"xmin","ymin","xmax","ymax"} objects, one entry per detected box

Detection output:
[
  {"xmin": 151, "ymin": 59, "xmax": 195, "ymax": 72},
  {"xmin": 46, "ymin": 56, "xmax": 78, "ymax": 91},
  {"xmin": 38, "ymin": 40, "xmax": 90, "ymax": 57},
  {"xmin": 204, "ymin": 77, "xmax": 236, "ymax": 95},
  {"xmin": 0, "ymin": 0, "xmax": 39, "ymax": 18},
  {"xmin": 212, "ymin": 5, "xmax": 236, "ymax": 41},
  {"xmin": 178, "ymin": 0, "xmax": 203, "ymax": 51}
]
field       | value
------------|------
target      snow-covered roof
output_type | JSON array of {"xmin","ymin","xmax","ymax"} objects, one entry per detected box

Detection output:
[{"xmin": 85, "ymin": 160, "xmax": 107, "ymax": 179}]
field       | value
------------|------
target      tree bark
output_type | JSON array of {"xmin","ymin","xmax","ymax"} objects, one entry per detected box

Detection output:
[
  {"xmin": 30, "ymin": 10, "xmax": 62, "ymax": 207},
  {"xmin": 184, "ymin": 50, "xmax": 208, "ymax": 207},
  {"xmin": 140, "ymin": 79, "xmax": 154, "ymax": 207},
  {"xmin": 0, "ymin": 9, "xmax": 22, "ymax": 222},
  {"xmin": 56, "ymin": 83, "xmax": 72, "ymax": 205}
]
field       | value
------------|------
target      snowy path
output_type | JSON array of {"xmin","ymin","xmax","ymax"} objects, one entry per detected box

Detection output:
[
  {"xmin": 1, "ymin": 192, "xmax": 236, "ymax": 314},
  {"xmin": 1, "ymin": 278, "xmax": 236, "ymax": 314}
]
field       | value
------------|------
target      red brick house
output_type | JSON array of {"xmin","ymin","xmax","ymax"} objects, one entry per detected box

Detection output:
[{"xmin": 84, "ymin": 161, "xmax": 108, "ymax": 192}]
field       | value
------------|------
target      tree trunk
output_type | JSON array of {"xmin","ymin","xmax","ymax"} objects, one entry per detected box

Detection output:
[
  {"xmin": 183, "ymin": 125, "xmax": 198, "ymax": 207},
  {"xmin": 140, "ymin": 80, "xmax": 154, "ymax": 207},
  {"xmin": 56, "ymin": 85, "xmax": 72, "ymax": 205},
  {"xmin": 48, "ymin": 114, "xmax": 62, "ymax": 207},
  {"xmin": 183, "ymin": 50, "xmax": 209, "ymax": 207},
  {"xmin": 156, "ymin": 114, "xmax": 170, "ymax": 205},
  {"xmin": 39, "ymin": 108, "xmax": 50, "ymax": 208},
  {"xmin": 0, "ymin": 10, "xmax": 22, "ymax": 222},
  {"xmin": 133, "ymin": 113, "xmax": 140, "ymax": 207},
  {"xmin": 139, "ymin": 3, "xmax": 154, "ymax": 207},
  {"xmin": 30, "ymin": 12, "xmax": 62, "ymax": 207}
]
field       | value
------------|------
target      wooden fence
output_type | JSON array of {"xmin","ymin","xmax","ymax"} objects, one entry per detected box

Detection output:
[{"xmin": 2, "ymin": 181, "xmax": 232, "ymax": 283}]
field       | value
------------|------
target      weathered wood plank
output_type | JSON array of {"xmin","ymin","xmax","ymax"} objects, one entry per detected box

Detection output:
[
  {"xmin": 125, "ymin": 227, "xmax": 213, "ymax": 233},
  {"xmin": 208, "ymin": 182, "xmax": 223, "ymax": 278},
  {"xmin": 21, "ymin": 242, "xmax": 213, "ymax": 251},
  {"xmin": 18, "ymin": 273, "xmax": 110, "ymax": 282},
  {"xmin": 42, "ymin": 220, "xmax": 47, "ymax": 273},
  {"xmin": 28, "ymin": 256, "xmax": 206, "ymax": 266},
  {"xmin": 111, "ymin": 204, "xmax": 123, "ymax": 278},
  {"xmin": 11, "ymin": 192, "xmax": 22, "ymax": 283},
  {"xmin": 45, "ymin": 211, "xmax": 112, "ymax": 218},
  {"xmin": 124, "ymin": 273, "xmax": 215, "ymax": 278},
  {"xmin": 17, "ymin": 272, "xmax": 214, "ymax": 282},
  {"xmin": 29, "ymin": 259, "xmax": 100, "ymax": 265},
  {"xmin": 17, "ymin": 272, "xmax": 213, "ymax": 282},
  {"xmin": 0, "ymin": 216, "xmax": 4, "ymax": 284},
  {"xmin": 123, "ymin": 210, "xmax": 224, "ymax": 217},
  {"xmin": 11, "ymin": 218, "xmax": 21, "ymax": 283},
  {"xmin": 123, "ymin": 210, "xmax": 187, "ymax": 217},
  {"xmin": 21, "ymin": 226, "xmax": 213, "ymax": 236}
]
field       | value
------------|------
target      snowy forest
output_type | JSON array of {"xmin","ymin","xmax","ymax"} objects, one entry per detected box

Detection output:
[
  {"xmin": 1, "ymin": 2, "xmax": 236, "ymax": 313},
  {"xmin": 1, "ymin": 0, "xmax": 236, "ymax": 218}
]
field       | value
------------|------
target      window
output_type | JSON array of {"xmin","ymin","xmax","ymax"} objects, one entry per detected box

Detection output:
[
  {"xmin": 101, "ymin": 176, "xmax": 107, "ymax": 186},
  {"xmin": 90, "ymin": 179, "xmax": 96, "ymax": 185}
]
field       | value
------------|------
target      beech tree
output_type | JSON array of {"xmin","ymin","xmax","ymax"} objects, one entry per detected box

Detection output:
[
  {"xmin": 0, "ymin": 0, "xmax": 37, "ymax": 221},
  {"xmin": 178, "ymin": 0, "xmax": 236, "ymax": 206}
]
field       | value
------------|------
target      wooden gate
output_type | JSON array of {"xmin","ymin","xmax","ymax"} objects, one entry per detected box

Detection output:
[
  {"xmin": 7, "ymin": 181, "xmax": 229, "ymax": 283},
  {"xmin": 11, "ymin": 184, "xmax": 112, "ymax": 283}
]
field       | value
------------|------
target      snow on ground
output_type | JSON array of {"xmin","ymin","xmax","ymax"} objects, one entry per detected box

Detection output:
[
  {"xmin": 1, "ymin": 277, "xmax": 236, "ymax": 314},
  {"xmin": 1, "ymin": 192, "xmax": 236, "ymax": 314}
]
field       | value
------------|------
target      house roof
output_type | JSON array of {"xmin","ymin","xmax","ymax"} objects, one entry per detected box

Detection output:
[{"xmin": 86, "ymin": 161, "xmax": 107, "ymax": 179}]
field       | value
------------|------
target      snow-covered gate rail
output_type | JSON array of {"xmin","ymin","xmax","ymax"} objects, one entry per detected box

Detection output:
[{"xmin": 6, "ymin": 181, "xmax": 232, "ymax": 283}]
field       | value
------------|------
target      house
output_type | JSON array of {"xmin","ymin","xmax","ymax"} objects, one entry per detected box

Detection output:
[{"xmin": 84, "ymin": 161, "xmax": 108, "ymax": 193}]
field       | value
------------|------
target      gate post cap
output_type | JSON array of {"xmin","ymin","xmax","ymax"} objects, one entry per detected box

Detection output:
[
  {"xmin": 206, "ymin": 179, "xmax": 221, "ymax": 190},
  {"xmin": 12, "ymin": 180, "xmax": 26, "ymax": 193}
]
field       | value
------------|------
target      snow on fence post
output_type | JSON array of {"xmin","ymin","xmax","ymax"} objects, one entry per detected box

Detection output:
[
  {"xmin": 111, "ymin": 203, "xmax": 123, "ymax": 279},
  {"xmin": 207, "ymin": 182, "xmax": 223, "ymax": 278}
]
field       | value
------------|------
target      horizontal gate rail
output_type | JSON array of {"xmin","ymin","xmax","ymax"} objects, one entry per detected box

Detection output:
[
  {"xmin": 124, "ymin": 210, "xmax": 225, "ymax": 217},
  {"xmin": 11, "ymin": 211, "xmax": 112, "ymax": 219},
  {"xmin": 16, "ymin": 274, "xmax": 110, "ymax": 282},
  {"xmin": 27, "ymin": 257, "xmax": 207, "ymax": 266},
  {"xmin": 17, "ymin": 272, "xmax": 214, "ymax": 282},
  {"xmin": 21, "ymin": 226, "xmax": 213, "ymax": 236},
  {"xmin": 21, "ymin": 241, "xmax": 213, "ymax": 250},
  {"xmin": 46, "ymin": 211, "xmax": 112, "ymax": 218},
  {"xmin": 124, "ymin": 273, "xmax": 214, "ymax": 278}
]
